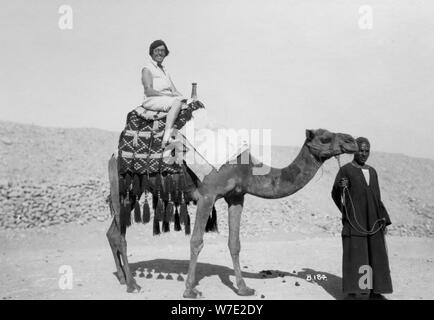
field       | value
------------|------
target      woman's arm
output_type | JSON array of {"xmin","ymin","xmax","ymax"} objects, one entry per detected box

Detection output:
[
  {"xmin": 142, "ymin": 68, "xmax": 177, "ymax": 97},
  {"xmin": 168, "ymin": 74, "xmax": 184, "ymax": 97}
]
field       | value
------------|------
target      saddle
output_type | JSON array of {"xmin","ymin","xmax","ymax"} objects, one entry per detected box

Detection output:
[
  {"xmin": 118, "ymin": 100, "xmax": 204, "ymax": 175},
  {"xmin": 116, "ymin": 100, "xmax": 217, "ymax": 235}
]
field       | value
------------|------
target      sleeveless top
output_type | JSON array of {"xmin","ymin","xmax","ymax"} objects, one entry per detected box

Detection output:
[{"xmin": 143, "ymin": 59, "xmax": 174, "ymax": 96}]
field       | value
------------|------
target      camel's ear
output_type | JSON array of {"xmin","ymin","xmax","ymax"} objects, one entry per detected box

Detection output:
[{"xmin": 305, "ymin": 129, "xmax": 315, "ymax": 141}]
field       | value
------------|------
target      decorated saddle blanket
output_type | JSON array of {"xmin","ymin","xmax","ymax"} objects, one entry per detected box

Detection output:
[
  {"xmin": 117, "ymin": 100, "xmax": 204, "ymax": 176},
  {"xmin": 116, "ymin": 99, "xmax": 221, "ymax": 236}
]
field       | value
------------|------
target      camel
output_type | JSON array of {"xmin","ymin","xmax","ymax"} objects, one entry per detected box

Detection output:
[{"xmin": 106, "ymin": 128, "xmax": 358, "ymax": 298}]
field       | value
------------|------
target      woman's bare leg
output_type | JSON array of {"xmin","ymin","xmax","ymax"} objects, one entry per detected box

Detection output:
[{"xmin": 162, "ymin": 99, "xmax": 182, "ymax": 145}]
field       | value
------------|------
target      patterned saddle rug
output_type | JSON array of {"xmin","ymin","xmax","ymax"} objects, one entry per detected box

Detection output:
[
  {"xmin": 118, "ymin": 100, "xmax": 205, "ymax": 175},
  {"xmin": 115, "ymin": 100, "xmax": 218, "ymax": 236}
]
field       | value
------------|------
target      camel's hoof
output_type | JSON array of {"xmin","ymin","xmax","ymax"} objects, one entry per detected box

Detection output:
[
  {"xmin": 183, "ymin": 288, "xmax": 203, "ymax": 299},
  {"xmin": 238, "ymin": 287, "xmax": 255, "ymax": 296},
  {"xmin": 116, "ymin": 273, "xmax": 126, "ymax": 285},
  {"xmin": 126, "ymin": 282, "xmax": 141, "ymax": 293}
]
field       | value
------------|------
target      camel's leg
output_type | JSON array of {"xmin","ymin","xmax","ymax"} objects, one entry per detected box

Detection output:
[
  {"xmin": 118, "ymin": 231, "xmax": 141, "ymax": 293},
  {"xmin": 107, "ymin": 155, "xmax": 126, "ymax": 284},
  {"xmin": 106, "ymin": 218, "xmax": 126, "ymax": 284},
  {"xmin": 106, "ymin": 216, "xmax": 140, "ymax": 292},
  {"xmin": 226, "ymin": 196, "xmax": 255, "ymax": 296},
  {"xmin": 183, "ymin": 194, "xmax": 215, "ymax": 299},
  {"xmin": 107, "ymin": 154, "xmax": 140, "ymax": 293}
]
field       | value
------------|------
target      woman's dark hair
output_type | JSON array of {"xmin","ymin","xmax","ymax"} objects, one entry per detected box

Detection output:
[{"xmin": 149, "ymin": 40, "xmax": 170, "ymax": 56}]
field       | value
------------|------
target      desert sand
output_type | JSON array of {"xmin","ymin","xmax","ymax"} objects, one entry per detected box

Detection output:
[{"xmin": 0, "ymin": 120, "xmax": 433, "ymax": 300}]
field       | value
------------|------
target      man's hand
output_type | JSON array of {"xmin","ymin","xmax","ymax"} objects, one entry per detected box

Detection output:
[{"xmin": 338, "ymin": 177, "xmax": 349, "ymax": 188}]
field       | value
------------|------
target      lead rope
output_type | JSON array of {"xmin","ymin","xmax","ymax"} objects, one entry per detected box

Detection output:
[{"xmin": 335, "ymin": 155, "xmax": 385, "ymax": 235}]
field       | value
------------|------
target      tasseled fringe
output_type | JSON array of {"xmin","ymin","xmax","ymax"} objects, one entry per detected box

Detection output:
[
  {"xmin": 174, "ymin": 206, "xmax": 181, "ymax": 231},
  {"xmin": 120, "ymin": 194, "xmax": 131, "ymax": 229},
  {"xmin": 152, "ymin": 193, "xmax": 158, "ymax": 210},
  {"xmin": 205, "ymin": 205, "xmax": 218, "ymax": 232},
  {"xmin": 184, "ymin": 212, "xmax": 191, "ymax": 235},
  {"xmin": 119, "ymin": 173, "xmax": 132, "ymax": 230},
  {"xmin": 121, "ymin": 171, "xmax": 193, "ymax": 235},
  {"xmin": 153, "ymin": 214, "xmax": 160, "ymax": 235},
  {"xmin": 134, "ymin": 200, "xmax": 141, "ymax": 223},
  {"xmin": 155, "ymin": 193, "xmax": 165, "ymax": 221},
  {"xmin": 174, "ymin": 187, "xmax": 181, "ymax": 204},
  {"xmin": 154, "ymin": 171, "xmax": 165, "ymax": 222},
  {"xmin": 142, "ymin": 197, "xmax": 151, "ymax": 223},
  {"xmin": 120, "ymin": 200, "xmax": 127, "ymax": 227},
  {"xmin": 180, "ymin": 201, "xmax": 188, "ymax": 225},
  {"xmin": 164, "ymin": 175, "xmax": 174, "ymax": 198},
  {"xmin": 164, "ymin": 201, "xmax": 174, "ymax": 223},
  {"xmin": 173, "ymin": 174, "xmax": 181, "ymax": 203},
  {"xmin": 132, "ymin": 174, "xmax": 141, "ymax": 198},
  {"xmin": 125, "ymin": 173, "xmax": 132, "ymax": 193},
  {"xmin": 141, "ymin": 173, "xmax": 150, "ymax": 194},
  {"xmin": 164, "ymin": 174, "xmax": 175, "ymax": 223},
  {"xmin": 179, "ymin": 171, "xmax": 186, "ymax": 190},
  {"xmin": 162, "ymin": 221, "xmax": 170, "ymax": 233},
  {"xmin": 155, "ymin": 173, "xmax": 163, "ymax": 194},
  {"xmin": 119, "ymin": 176, "xmax": 126, "ymax": 196}
]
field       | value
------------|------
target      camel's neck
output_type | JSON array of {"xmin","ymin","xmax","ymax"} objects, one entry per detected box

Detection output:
[{"xmin": 246, "ymin": 143, "xmax": 322, "ymax": 199}]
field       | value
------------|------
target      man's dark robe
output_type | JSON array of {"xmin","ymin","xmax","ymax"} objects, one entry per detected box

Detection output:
[{"xmin": 331, "ymin": 162, "xmax": 393, "ymax": 294}]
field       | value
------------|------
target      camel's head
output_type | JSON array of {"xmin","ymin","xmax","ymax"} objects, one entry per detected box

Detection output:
[{"xmin": 305, "ymin": 129, "xmax": 358, "ymax": 162}]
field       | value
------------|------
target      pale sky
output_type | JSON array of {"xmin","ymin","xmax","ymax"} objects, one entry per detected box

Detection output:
[{"xmin": 1, "ymin": 0, "xmax": 433, "ymax": 159}]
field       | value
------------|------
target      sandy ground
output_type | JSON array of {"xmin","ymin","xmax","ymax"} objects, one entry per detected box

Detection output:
[{"xmin": 0, "ymin": 221, "xmax": 433, "ymax": 300}]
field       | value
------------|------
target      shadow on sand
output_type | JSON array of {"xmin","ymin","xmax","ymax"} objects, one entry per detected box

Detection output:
[{"xmin": 119, "ymin": 259, "xmax": 345, "ymax": 299}]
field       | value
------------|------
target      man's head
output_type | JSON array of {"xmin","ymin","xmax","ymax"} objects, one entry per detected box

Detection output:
[
  {"xmin": 149, "ymin": 40, "xmax": 169, "ymax": 65},
  {"xmin": 354, "ymin": 137, "xmax": 370, "ymax": 166}
]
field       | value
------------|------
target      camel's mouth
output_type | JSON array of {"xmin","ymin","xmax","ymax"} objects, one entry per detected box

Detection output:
[
  {"xmin": 341, "ymin": 144, "xmax": 358, "ymax": 154},
  {"xmin": 339, "ymin": 135, "xmax": 358, "ymax": 154},
  {"xmin": 306, "ymin": 132, "xmax": 358, "ymax": 160}
]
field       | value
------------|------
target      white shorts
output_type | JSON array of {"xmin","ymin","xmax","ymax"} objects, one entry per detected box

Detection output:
[{"xmin": 142, "ymin": 96, "xmax": 181, "ymax": 112}]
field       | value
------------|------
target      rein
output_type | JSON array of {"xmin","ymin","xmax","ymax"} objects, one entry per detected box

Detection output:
[{"xmin": 334, "ymin": 155, "xmax": 385, "ymax": 235}]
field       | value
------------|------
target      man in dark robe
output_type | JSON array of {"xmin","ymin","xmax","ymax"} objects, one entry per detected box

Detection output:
[{"xmin": 331, "ymin": 137, "xmax": 393, "ymax": 299}]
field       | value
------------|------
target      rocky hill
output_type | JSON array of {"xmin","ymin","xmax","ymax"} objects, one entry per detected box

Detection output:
[{"xmin": 0, "ymin": 120, "xmax": 433, "ymax": 237}]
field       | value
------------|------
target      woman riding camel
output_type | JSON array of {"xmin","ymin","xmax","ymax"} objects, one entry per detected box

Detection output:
[{"xmin": 141, "ymin": 39, "xmax": 186, "ymax": 145}]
